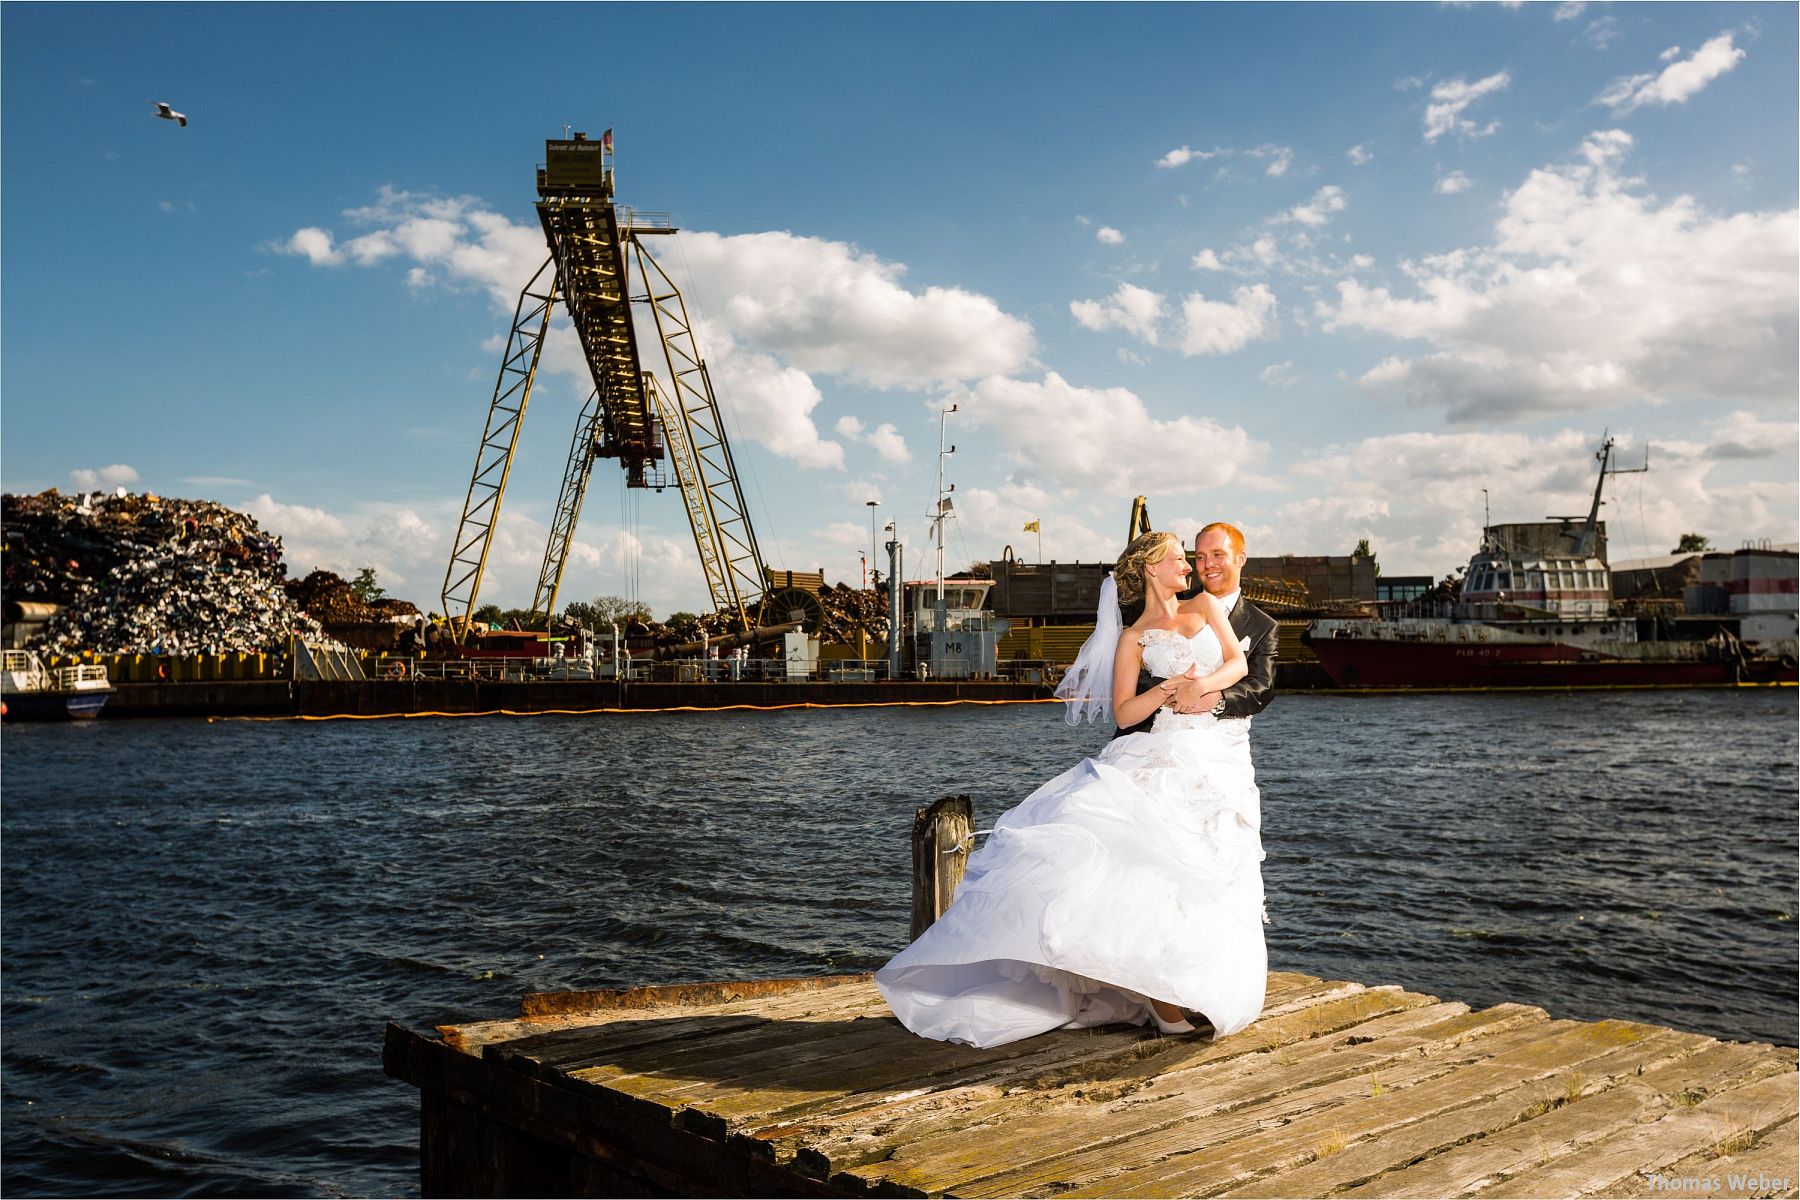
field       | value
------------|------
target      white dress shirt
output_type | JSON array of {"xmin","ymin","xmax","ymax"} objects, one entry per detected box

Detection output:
[{"xmin": 1210, "ymin": 587, "xmax": 1241, "ymax": 715}]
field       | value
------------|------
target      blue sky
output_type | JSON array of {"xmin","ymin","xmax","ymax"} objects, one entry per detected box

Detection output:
[{"xmin": 4, "ymin": 2, "xmax": 1795, "ymax": 617}]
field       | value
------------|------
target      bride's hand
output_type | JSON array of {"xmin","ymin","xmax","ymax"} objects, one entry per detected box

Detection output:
[
  {"xmin": 1171, "ymin": 675, "xmax": 1212, "ymax": 713},
  {"xmin": 1158, "ymin": 666, "xmax": 1198, "ymax": 707}
]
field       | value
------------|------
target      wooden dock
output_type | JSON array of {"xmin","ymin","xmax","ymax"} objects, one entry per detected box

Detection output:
[{"xmin": 383, "ymin": 971, "xmax": 1797, "ymax": 1198}]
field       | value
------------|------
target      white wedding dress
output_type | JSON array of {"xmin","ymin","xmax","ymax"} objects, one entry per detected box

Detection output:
[{"xmin": 876, "ymin": 625, "xmax": 1267, "ymax": 1048}]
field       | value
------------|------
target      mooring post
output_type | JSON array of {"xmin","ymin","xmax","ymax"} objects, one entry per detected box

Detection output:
[{"xmin": 909, "ymin": 794, "xmax": 974, "ymax": 941}]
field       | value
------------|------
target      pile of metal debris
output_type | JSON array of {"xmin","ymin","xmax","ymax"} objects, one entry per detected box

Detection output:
[
  {"xmin": 813, "ymin": 582, "xmax": 890, "ymax": 643},
  {"xmin": 2, "ymin": 489, "xmax": 324, "ymax": 655},
  {"xmin": 284, "ymin": 569, "xmax": 420, "ymax": 626},
  {"xmin": 644, "ymin": 583, "xmax": 890, "ymax": 647}
]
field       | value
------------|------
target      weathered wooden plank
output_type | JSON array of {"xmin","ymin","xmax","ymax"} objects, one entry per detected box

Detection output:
[
  {"xmin": 728, "ymin": 987, "xmax": 1458, "ymax": 1150},
  {"xmin": 1325, "ymin": 1039, "xmax": 1790, "ymax": 1199},
  {"xmin": 1023, "ymin": 1017, "xmax": 1680, "ymax": 1199},
  {"xmin": 1224, "ymin": 1026, "xmax": 1725, "ymax": 1198},
  {"xmin": 398, "ymin": 968, "xmax": 1797, "ymax": 1200},
  {"xmin": 447, "ymin": 976, "xmax": 886, "ymax": 1058},
  {"xmin": 1599, "ymin": 1114, "xmax": 1797, "ymax": 1199},
  {"xmin": 565, "ymin": 1015, "xmax": 910, "ymax": 1110},
  {"xmin": 521, "ymin": 972, "xmax": 870, "ymax": 1018},
  {"xmin": 457, "ymin": 979, "xmax": 887, "ymax": 1076},
  {"xmin": 1478, "ymin": 1071, "xmax": 1799, "ymax": 1198},
  {"xmin": 528, "ymin": 995, "xmax": 889, "ymax": 1079},
  {"xmin": 754, "ymin": 984, "xmax": 1401, "ymax": 1174},
  {"xmin": 773, "ymin": 994, "xmax": 1472, "ymax": 1184},
  {"xmin": 852, "ymin": 1000, "xmax": 1556, "ymax": 1197},
  {"xmin": 941, "ymin": 1008, "xmax": 1556, "ymax": 1199}
]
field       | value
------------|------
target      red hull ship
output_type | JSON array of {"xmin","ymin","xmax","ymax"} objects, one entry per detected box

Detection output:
[
  {"xmin": 1306, "ymin": 623, "xmax": 1788, "ymax": 689},
  {"xmin": 1306, "ymin": 438, "xmax": 1798, "ymax": 691}
]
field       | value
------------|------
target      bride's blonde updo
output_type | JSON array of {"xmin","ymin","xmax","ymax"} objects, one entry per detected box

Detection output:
[{"xmin": 1113, "ymin": 531, "xmax": 1183, "ymax": 606}]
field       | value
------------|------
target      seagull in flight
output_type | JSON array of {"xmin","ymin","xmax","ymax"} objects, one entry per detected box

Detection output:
[{"xmin": 151, "ymin": 102, "xmax": 187, "ymax": 127}]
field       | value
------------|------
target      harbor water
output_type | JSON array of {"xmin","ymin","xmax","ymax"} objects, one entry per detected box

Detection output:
[{"xmin": 3, "ymin": 690, "xmax": 1795, "ymax": 1196}]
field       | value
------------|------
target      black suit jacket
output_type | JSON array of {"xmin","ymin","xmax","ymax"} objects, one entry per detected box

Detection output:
[{"xmin": 1111, "ymin": 591, "xmax": 1278, "ymax": 739}]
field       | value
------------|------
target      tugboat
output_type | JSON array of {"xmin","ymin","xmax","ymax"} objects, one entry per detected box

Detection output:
[
  {"xmin": 1, "ymin": 650, "xmax": 115, "ymax": 719},
  {"xmin": 1306, "ymin": 438, "xmax": 1798, "ymax": 689}
]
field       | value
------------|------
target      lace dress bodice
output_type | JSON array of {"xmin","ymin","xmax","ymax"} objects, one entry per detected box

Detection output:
[
  {"xmin": 1140, "ymin": 626, "xmax": 1224, "ymax": 679},
  {"xmin": 1139, "ymin": 626, "xmax": 1226, "ymax": 733}
]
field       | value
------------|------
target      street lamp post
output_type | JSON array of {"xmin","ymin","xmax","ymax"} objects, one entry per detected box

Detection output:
[
  {"xmin": 884, "ymin": 521, "xmax": 903, "ymax": 679},
  {"xmin": 865, "ymin": 500, "xmax": 880, "ymax": 588},
  {"xmin": 934, "ymin": 404, "xmax": 957, "ymax": 615}
]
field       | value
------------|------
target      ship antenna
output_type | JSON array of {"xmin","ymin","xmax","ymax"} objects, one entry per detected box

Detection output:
[
  {"xmin": 1573, "ymin": 436, "xmax": 1614, "ymax": 558},
  {"xmin": 1573, "ymin": 432, "xmax": 1649, "ymax": 559}
]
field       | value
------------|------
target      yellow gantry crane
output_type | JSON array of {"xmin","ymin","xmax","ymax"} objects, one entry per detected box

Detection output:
[{"xmin": 440, "ymin": 131, "xmax": 771, "ymax": 639}]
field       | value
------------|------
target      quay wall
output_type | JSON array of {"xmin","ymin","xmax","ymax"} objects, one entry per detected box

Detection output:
[{"xmin": 104, "ymin": 678, "xmax": 1060, "ymax": 719}]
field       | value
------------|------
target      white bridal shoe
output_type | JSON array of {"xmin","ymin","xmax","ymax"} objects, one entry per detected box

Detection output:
[{"xmin": 1152, "ymin": 1008, "xmax": 1196, "ymax": 1035}]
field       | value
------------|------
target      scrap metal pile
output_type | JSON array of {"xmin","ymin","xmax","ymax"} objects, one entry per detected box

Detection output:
[
  {"xmin": 646, "ymin": 583, "xmax": 890, "ymax": 646},
  {"xmin": 813, "ymin": 582, "xmax": 890, "ymax": 643},
  {"xmin": 284, "ymin": 569, "xmax": 420, "ymax": 627},
  {"xmin": 2, "ymin": 489, "xmax": 324, "ymax": 655}
]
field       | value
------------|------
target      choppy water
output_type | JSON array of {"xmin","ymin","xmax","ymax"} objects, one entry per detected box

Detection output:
[{"xmin": 3, "ymin": 690, "xmax": 1795, "ymax": 1196}]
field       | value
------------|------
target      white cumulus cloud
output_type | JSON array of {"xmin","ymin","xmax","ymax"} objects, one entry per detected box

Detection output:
[
  {"xmin": 1275, "ymin": 427, "xmax": 1796, "ymax": 576},
  {"xmin": 1323, "ymin": 130, "xmax": 1798, "ymax": 422},
  {"xmin": 275, "ymin": 191, "xmax": 1036, "ymax": 472},
  {"xmin": 834, "ymin": 415, "xmax": 911, "ymax": 463},
  {"xmin": 1423, "ymin": 71, "xmax": 1511, "ymax": 141},
  {"xmin": 945, "ymin": 373, "xmax": 1263, "ymax": 496},
  {"xmin": 69, "ymin": 464, "xmax": 140, "ymax": 491},
  {"xmin": 245, "ymin": 493, "xmax": 353, "ymax": 544},
  {"xmin": 1156, "ymin": 145, "xmax": 1224, "ymax": 169},
  {"xmin": 1436, "ymin": 170, "xmax": 1474, "ymax": 195},
  {"xmin": 673, "ymin": 229, "xmax": 1035, "ymax": 389},
  {"xmin": 1096, "ymin": 226, "xmax": 1125, "ymax": 245},
  {"xmin": 1179, "ymin": 285, "xmax": 1278, "ymax": 356},
  {"xmin": 1070, "ymin": 282, "xmax": 1166, "ymax": 346},
  {"xmin": 280, "ymin": 227, "xmax": 342, "ymax": 266},
  {"xmin": 1289, "ymin": 185, "xmax": 1348, "ymax": 226},
  {"xmin": 1597, "ymin": 31, "xmax": 1745, "ymax": 114}
]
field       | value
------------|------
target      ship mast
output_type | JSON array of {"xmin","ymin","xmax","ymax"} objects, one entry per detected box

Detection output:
[{"xmin": 1562, "ymin": 433, "xmax": 1648, "ymax": 559}]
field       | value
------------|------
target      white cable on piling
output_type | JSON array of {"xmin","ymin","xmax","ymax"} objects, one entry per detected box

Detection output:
[{"xmin": 942, "ymin": 829, "xmax": 995, "ymax": 855}]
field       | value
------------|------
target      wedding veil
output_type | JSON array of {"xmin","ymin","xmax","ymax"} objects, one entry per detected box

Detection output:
[{"xmin": 1055, "ymin": 573, "xmax": 1123, "ymax": 725}]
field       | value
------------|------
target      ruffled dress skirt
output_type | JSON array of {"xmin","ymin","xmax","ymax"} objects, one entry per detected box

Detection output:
[{"xmin": 875, "ymin": 714, "xmax": 1267, "ymax": 1049}]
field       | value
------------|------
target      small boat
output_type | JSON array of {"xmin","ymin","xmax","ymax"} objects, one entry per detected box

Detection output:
[
  {"xmin": 1, "ymin": 650, "xmax": 115, "ymax": 720},
  {"xmin": 1306, "ymin": 438, "xmax": 1798, "ymax": 690}
]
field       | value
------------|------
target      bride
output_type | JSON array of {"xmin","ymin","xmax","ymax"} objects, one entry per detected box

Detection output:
[{"xmin": 876, "ymin": 531, "xmax": 1268, "ymax": 1048}]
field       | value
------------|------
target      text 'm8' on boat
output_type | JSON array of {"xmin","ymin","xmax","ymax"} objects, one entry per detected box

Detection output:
[{"xmin": 1305, "ymin": 437, "xmax": 1798, "ymax": 690}]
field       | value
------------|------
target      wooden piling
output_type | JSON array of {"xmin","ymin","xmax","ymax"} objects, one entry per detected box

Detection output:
[{"xmin": 909, "ymin": 794, "xmax": 973, "ymax": 941}]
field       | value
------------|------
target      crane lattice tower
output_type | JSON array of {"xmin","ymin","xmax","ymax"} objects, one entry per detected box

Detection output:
[{"xmin": 439, "ymin": 132, "xmax": 770, "ymax": 639}]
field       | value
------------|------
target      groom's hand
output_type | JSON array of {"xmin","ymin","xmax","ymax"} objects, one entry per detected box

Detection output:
[{"xmin": 1172, "ymin": 679, "xmax": 1219, "ymax": 713}]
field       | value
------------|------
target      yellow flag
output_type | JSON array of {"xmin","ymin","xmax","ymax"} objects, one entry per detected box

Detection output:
[{"xmin": 1023, "ymin": 520, "xmax": 1040, "ymax": 533}]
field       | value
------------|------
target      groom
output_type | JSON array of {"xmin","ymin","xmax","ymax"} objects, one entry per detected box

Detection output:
[{"xmin": 1112, "ymin": 521, "xmax": 1278, "ymax": 738}]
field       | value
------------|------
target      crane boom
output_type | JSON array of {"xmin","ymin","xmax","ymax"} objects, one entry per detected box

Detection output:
[{"xmin": 534, "ymin": 135, "xmax": 663, "ymax": 487}]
